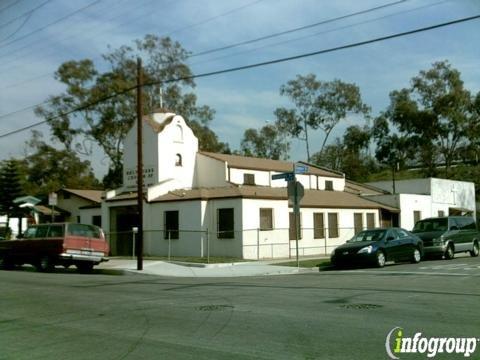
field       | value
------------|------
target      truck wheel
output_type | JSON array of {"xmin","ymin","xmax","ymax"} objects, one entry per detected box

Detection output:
[
  {"xmin": 470, "ymin": 242, "xmax": 479, "ymax": 257},
  {"xmin": 444, "ymin": 245, "xmax": 454, "ymax": 260},
  {"xmin": 36, "ymin": 256, "xmax": 54, "ymax": 272},
  {"xmin": 76, "ymin": 262, "xmax": 94, "ymax": 273}
]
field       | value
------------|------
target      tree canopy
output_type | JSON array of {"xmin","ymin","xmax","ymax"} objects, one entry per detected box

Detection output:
[
  {"xmin": 274, "ymin": 74, "xmax": 369, "ymax": 162},
  {"xmin": 35, "ymin": 35, "xmax": 226, "ymax": 189},
  {"xmin": 375, "ymin": 61, "xmax": 478, "ymax": 177},
  {"xmin": 240, "ymin": 124, "xmax": 289, "ymax": 160}
]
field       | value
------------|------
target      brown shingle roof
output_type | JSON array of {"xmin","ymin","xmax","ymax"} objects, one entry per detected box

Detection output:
[
  {"xmin": 199, "ymin": 152, "xmax": 344, "ymax": 178},
  {"xmin": 62, "ymin": 189, "xmax": 103, "ymax": 203},
  {"xmin": 344, "ymin": 180, "xmax": 389, "ymax": 196},
  {"xmin": 148, "ymin": 185, "xmax": 398, "ymax": 211}
]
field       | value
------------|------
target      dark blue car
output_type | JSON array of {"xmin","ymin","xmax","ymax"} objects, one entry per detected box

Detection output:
[{"xmin": 331, "ymin": 228, "xmax": 424, "ymax": 268}]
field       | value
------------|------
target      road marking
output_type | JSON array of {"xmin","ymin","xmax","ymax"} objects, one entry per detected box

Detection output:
[
  {"xmin": 419, "ymin": 264, "xmax": 480, "ymax": 271},
  {"xmin": 328, "ymin": 270, "xmax": 471, "ymax": 277}
]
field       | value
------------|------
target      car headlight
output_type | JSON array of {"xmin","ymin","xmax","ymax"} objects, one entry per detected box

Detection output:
[
  {"xmin": 433, "ymin": 236, "xmax": 444, "ymax": 245},
  {"xmin": 357, "ymin": 245, "xmax": 373, "ymax": 254}
]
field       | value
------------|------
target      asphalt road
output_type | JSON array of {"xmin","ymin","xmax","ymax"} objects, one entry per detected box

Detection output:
[{"xmin": 1, "ymin": 256, "xmax": 479, "ymax": 360}]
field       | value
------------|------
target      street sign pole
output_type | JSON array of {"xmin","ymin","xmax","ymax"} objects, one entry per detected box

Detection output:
[{"xmin": 293, "ymin": 163, "xmax": 299, "ymax": 269}]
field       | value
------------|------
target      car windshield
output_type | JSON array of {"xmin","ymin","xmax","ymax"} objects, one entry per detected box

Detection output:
[
  {"xmin": 349, "ymin": 229, "xmax": 386, "ymax": 242},
  {"xmin": 412, "ymin": 218, "xmax": 447, "ymax": 232}
]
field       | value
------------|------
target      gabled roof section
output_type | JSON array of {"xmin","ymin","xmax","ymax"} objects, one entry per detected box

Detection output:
[
  {"xmin": 62, "ymin": 189, "xmax": 103, "ymax": 204},
  {"xmin": 199, "ymin": 152, "xmax": 344, "ymax": 178}
]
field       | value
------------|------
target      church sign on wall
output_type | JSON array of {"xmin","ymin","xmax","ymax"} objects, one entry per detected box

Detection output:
[{"xmin": 124, "ymin": 166, "xmax": 157, "ymax": 189}]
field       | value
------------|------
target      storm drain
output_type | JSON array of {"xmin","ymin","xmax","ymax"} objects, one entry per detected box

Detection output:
[
  {"xmin": 196, "ymin": 304, "xmax": 234, "ymax": 312},
  {"xmin": 339, "ymin": 303, "xmax": 382, "ymax": 310}
]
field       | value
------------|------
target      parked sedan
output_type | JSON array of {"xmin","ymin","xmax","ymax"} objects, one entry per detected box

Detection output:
[{"xmin": 330, "ymin": 228, "xmax": 423, "ymax": 268}]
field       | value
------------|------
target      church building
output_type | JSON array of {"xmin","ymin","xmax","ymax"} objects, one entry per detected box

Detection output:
[{"xmin": 102, "ymin": 111, "xmax": 398, "ymax": 259}]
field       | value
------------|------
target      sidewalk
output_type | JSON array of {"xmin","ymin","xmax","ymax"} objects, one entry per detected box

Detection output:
[{"xmin": 97, "ymin": 258, "xmax": 324, "ymax": 277}]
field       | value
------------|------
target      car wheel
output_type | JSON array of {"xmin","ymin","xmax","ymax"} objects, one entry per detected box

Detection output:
[
  {"xmin": 470, "ymin": 242, "xmax": 479, "ymax": 257},
  {"xmin": 444, "ymin": 245, "xmax": 454, "ymax": 260},
  {"xmin": 411, "ymin": 248, "xmax": 421, "ymax": 263},
  {"xmin": 375, "ymin": 251, "xmax": 386, "ymax": 268},
  {"xmin": 76, "ymin": 262, "xmax": 94, "ymax": 273},
  {"xmin": 36, "ymin": 256, "xmax": 54, "ymax": 272}
]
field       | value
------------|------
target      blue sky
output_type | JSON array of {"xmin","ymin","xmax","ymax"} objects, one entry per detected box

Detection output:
[{"xmin": 0, "ymin": 0, "xmax": 479, "ymax": 178}]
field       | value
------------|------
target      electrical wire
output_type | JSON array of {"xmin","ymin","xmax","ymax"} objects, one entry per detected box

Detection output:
[
  {"xmin": 1, "ymin": 13, "xmax": 478, "ymax": 139},
  {"xmin": 188, "ymin": 0, "xmax": 449, "ymax": 68},
  {"xmin": 190, "ymin": 0, "xmax": 408, "ymax": 58},
  {"xmin": 0, "ymin": 0, "xmax": 426, "ymax": 92},
  {"xmin": 0, "ymin": 0, "xmax": 102, "ymax": 47},
  {"xmin": 0, "ymin": 0, "xmax": 24, "ymax": 15},
  {"xmin": 0, "ymin": 0, "xmax": 52, "ymax": 29}
]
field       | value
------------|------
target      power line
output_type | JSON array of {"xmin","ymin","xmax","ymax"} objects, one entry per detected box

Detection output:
[
  {"xmin": 190, "ymin": 0, "xmax": 408, "ymax": 58},
  {"xmin": 0, "ymin": 0, "xmax": 102, "ymax": 48},
  {"xmin": 0, "ymin": 13, "xmax": 478, "ymax": 139},
  {"xmin": 166, "ymin": 0, "xmax": 265, "ymax": 37},
  {"xmin": 0, "ymin": 0, "xmax": 424, "ymax": 92},
  {"xmin": 0, "ymin": 0, "xmax": 24, "ymax": 14},
  {"xmin": 0, "ymin": 0, "xmax": 52, "ymax": 29},
  {"xmin": 188, "ymin": 0, "xmax": 448, "ymax": 68},
  {"xmin": 0, "ymin": 0, "xmax": 265, "ymax": 87},
  {"xmin": 0, "ymin": 0, "xmax": 448, "ymax": 95}
]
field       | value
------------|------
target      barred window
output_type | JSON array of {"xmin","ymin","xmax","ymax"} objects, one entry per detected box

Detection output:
[
  {"xmin": 328, "ymin": 213, "xmax": 339, "ymax": 238},
  {"xmin": 313, "ymin": 213, "xmax": 325, "ymax": 239},
  {"xmin": 259, "ymin": 208, "xmax": 273, "ymax": 230}
]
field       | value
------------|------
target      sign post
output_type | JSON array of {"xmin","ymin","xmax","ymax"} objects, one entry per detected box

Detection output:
[
  {"xmin": 48, "ymin": 192, "xmax": 57, "ymax": 223},
  {"xmin": 288, "ymin": 180, "xmax": 304, "ymax": 268},
  {"xmin": 272, "ymin": 162, "xmax": 307, "ymax": 268}
]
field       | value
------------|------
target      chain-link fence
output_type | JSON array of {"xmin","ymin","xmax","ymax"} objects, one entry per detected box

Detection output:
[{"xmin": 105, "ymin": 226, "xmax": 357, "ymax": 261}]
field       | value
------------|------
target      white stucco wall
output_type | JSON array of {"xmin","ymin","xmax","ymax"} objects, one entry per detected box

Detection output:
[
  {"xmin": 242, "ymin": 199, "xmax": 290, "ymax": 259},
  {"xmin": 122, "ymin": 114, "xmax": 198, "ymax": 192},
  {"xmin": 195, "ymin": 154, "xmax": 228, "ymax": 187},
  {"xmin": 240, "ymin": 198, "xmax": 380, "ymax": 259},
  {"xmin": 202, "ymin": 198, "xmax": 243, "ymax": 258},
  {"xmin": 57, "ymin": 194, "xmax": 97, "ymax": 223},
  {"xmin": 430, "ymin": 178, "xmax": 476, "ymax": 217},
  {"xmin": 398, "ymin": 194, "xmax": 432, "ymax": 230},
  {"xmin": 144, "ymin": 200, "xmax": 204, "ymax": 257},
  {"xmin": 79, "ymin": 207, "xmax": 102, "ymax": 226}
]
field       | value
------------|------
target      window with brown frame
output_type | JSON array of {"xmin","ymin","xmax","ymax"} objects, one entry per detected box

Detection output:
[
  {"xmin": 243, "ymin": 173, "xmax": 255, "ymax": 185},
  {"xmin": 366, "ymin": 213, "xmax": 375, "ymax": 229},
  {"xmin": 325, "ymin": 180, "xmax": 334, "ymax": 191},
  {"xmin": 259, "ymin": 208, "xmax": 273, "ymax": 230},
  {"xmin": 313, "ymin": 212, "xmax": 325, "ymax": 239},
  {"xmin": 354, "ymin": 213, "xmax": 363, "ymax": 234},
  {"xmin": 328, "ymin": 213, "xmax": 339, "ymax": 238}
]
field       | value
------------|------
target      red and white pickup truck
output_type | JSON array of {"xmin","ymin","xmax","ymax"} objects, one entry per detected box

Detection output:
[{"xmin": 0, "ymin": 223, "xmax": 109, "ymax": 272}]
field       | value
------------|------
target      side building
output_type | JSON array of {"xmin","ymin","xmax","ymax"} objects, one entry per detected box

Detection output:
[
  {"xmin": 364, "ymin": 178, "xmax": 476, "ymax": 230},
  {"xmin": 102, "ymin": 111, "xmax": 398, "ymax": 259}
]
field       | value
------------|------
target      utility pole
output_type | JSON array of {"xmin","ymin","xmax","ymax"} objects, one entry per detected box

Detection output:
[{"xmin": 136, "ymin": 57, "xmax": 144, "ymax": 271}]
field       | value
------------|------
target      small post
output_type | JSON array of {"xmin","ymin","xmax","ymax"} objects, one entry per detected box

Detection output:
[
  {"xmin": 257, "ymin": 228, "xmax": 260, "ymax": 260},
  {"xmin": 293, "ymin": 163, "xmax": 300, "ymax": 269},
  {"xmin": 132, "ymin": 227, "xmax": 138, "ymax": 259},
  {"xmin": 136, "ymin": 57, "xmax": 144, "ymax": 271},
  {"xmin": 206, "ymin": 229, "xmax": 210, "ymax": 264},
  {"xmin": 168, "ymin": 231, "xmax": 171, "ymax": 261}
]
